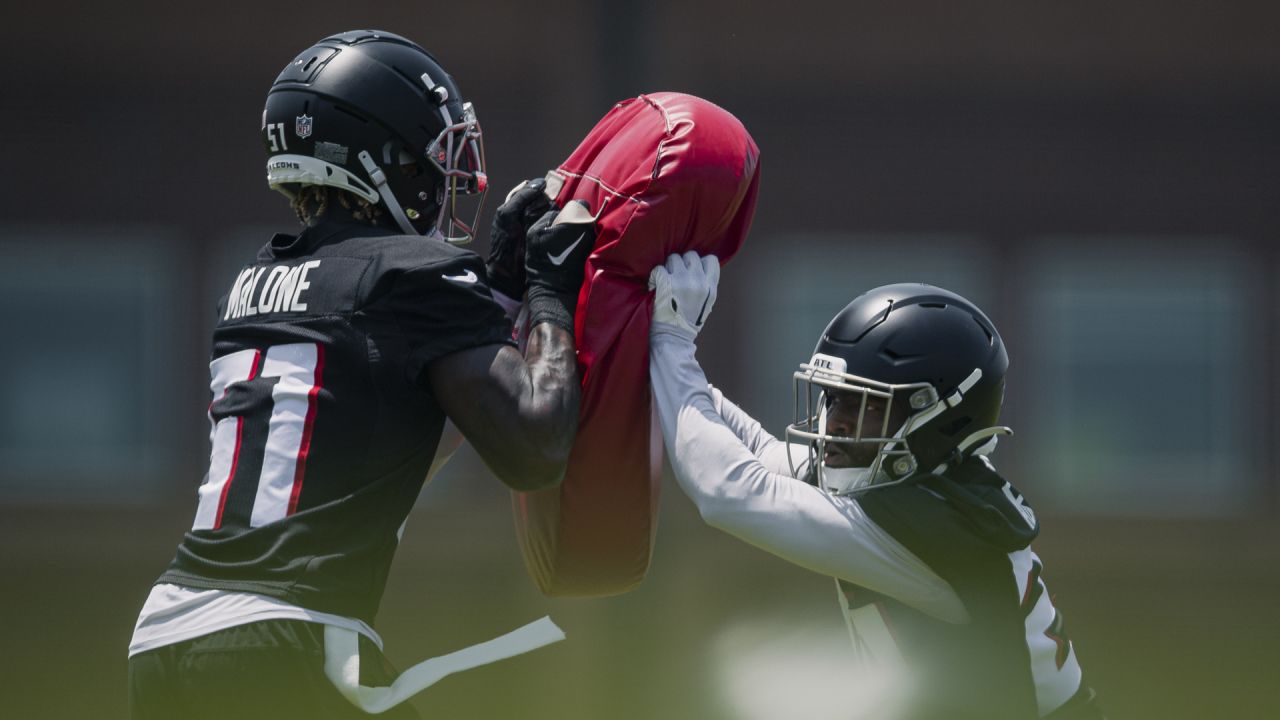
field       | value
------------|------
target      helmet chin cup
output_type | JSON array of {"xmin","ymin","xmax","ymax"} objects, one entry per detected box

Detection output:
[{"xmin": 820, "ymin": 466, "xmax": 874, "ymax": 494}]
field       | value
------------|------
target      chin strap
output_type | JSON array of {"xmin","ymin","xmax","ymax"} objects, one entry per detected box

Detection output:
[{"xmin": 358, "ymin": 150, "xmax": 419, "ymax": 236}]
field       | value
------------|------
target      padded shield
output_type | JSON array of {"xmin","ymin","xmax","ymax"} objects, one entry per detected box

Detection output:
[{"xmin": 511, "ymin": 92, "xmax": 760, "ymax": 596}]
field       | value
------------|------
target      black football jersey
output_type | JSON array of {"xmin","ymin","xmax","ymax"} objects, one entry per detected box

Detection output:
[
  {"xmin": 840, "ymin": 459, "xmax": 1104, "ymax": 720},
  {"xmin": 158, "ymin": 219, "xmax": 513, "ymax": 625}
]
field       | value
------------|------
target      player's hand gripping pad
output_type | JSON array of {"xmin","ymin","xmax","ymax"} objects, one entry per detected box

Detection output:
[{"xmin": 512, "ymin": 92, "xmax": 760, "ymax": 596}]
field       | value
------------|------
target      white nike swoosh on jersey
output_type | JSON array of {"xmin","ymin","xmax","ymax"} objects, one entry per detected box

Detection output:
[
  {"xmin": 443, "ymin": 270, "xmax": 478, "ymax": 284},
  {"xmin": 548, "ymin": 233, "xmax": 586, "ymax": 266}
]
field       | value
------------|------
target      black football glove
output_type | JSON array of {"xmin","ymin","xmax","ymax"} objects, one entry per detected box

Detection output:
[
  {"xmin": 485, "ymin": 178, "xmax": 553, "ymax": 300},
  {"xmin": 524, "ymin": 200, "xmax": 596, "ymax": 331}
]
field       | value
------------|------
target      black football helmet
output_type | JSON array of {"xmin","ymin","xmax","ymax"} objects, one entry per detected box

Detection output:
[
  {"xmin": 786, "ymin": 283, "xmax": 1010, "ymax": 495},
  {"xmin": 263, "ymin": 30, "xmax": 487, "ymax": 242}
]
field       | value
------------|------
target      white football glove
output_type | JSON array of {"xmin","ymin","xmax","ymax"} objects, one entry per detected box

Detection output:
[{"xmin": 649, "ymin": 251, "xmax": 720, "ymax": 340}]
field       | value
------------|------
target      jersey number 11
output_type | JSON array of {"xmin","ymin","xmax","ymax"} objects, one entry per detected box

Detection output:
[{"xmin": 192, "ymin": 343, "xmax": 325, "ymax": 531}]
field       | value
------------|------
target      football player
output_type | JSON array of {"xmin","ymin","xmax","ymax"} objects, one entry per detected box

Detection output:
[
  {"xmin": 648, "ymin": 253, "xmax": 1105, "ymax": 720},
  {"xmin": 127, "ymin": 31, "xmax": 592, "ymax": 720}
]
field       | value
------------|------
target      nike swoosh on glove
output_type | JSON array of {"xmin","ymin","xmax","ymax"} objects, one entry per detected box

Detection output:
[
  {"xmin": 649, "ymin": 251, "xmax": 720, "ymax": 341},
  {"xmin": 523, "ymin": 200, "xmax": 597, "ymax": 332},
  {"xmin": 525, "ymin": 200, "xmax": 596, "ymax": 297}
]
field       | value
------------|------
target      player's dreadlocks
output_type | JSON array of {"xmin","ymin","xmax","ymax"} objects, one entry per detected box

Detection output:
[{"xmin": 290, "ymin": 186, "xmax": 385, "ymax": 226}]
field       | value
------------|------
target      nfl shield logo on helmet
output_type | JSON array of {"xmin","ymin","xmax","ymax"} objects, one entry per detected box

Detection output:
[{"xmin": 295, "ymin": 114, "xmax": 313, "ymax": 139}]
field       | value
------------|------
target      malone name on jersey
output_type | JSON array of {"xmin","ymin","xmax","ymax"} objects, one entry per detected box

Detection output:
[{"xmin": 224, "ymin": 260, "xmax": 322, "ymax": 320}]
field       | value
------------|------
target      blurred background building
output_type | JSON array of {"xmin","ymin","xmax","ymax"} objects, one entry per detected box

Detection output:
[{"xmin": 1, "ymin": 1, "xmax": 1276, "ymax": 718}]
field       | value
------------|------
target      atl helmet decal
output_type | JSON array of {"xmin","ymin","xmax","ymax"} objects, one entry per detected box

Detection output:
[{"xmin": 295, "ymin": 114, "xmax": 314, "ymax": 139}]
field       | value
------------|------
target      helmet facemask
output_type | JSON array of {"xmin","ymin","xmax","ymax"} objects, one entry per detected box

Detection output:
[
  {"xmin": 787, "ymin": 352, "xmax": 1011, "ymax": 495},
  {"xmin": 786, "ymin": 353, "xmax": 941, "ymax": 495},
  {"xmin": 422, "ymin": 101, "xmax": 488, "ymax": 244}
]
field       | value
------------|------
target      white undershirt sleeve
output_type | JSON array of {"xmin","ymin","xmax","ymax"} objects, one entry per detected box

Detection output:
[
  {"xmin": 708, "ymin": 386, "xmax": 810, "ymax": 476},
  {"xmin": 650, "ymin": 330, "xmax": 969, "ymax": 624}
]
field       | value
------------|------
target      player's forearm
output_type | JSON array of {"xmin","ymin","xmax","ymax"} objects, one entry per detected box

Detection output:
[
  {"xmin": 649, "ymin": 331, "xmax": 771, "ymax": 515},
  {"xmin": 650, "ymin": 332, "xmax": 822, "ymax": 536},
  {"xmin": 640, "ymin": 282, "xmax": 793, "ymax": 474},
  {"xmin": 515, "ymin": 321, "xmax": 581, "ymax": 476},
  {"xmin": 430, "ymin": 330, "xmax": 579, "ymax": 491},
  {"xmin": 709, "ymin": 387, "xmax": 806, "ymax": 477},
  {"xmin": 470, "ymin": 324, "xmax": 579, "ymax": 491},
  {"xmin": 500, "ymin": 198, "xmax": 591, "ymax": 486}
]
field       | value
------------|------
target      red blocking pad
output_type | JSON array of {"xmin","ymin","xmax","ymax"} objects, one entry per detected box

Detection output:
[{"xmin": 511, "ymin": 92, "xmax": 761, "ymax": 596}]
